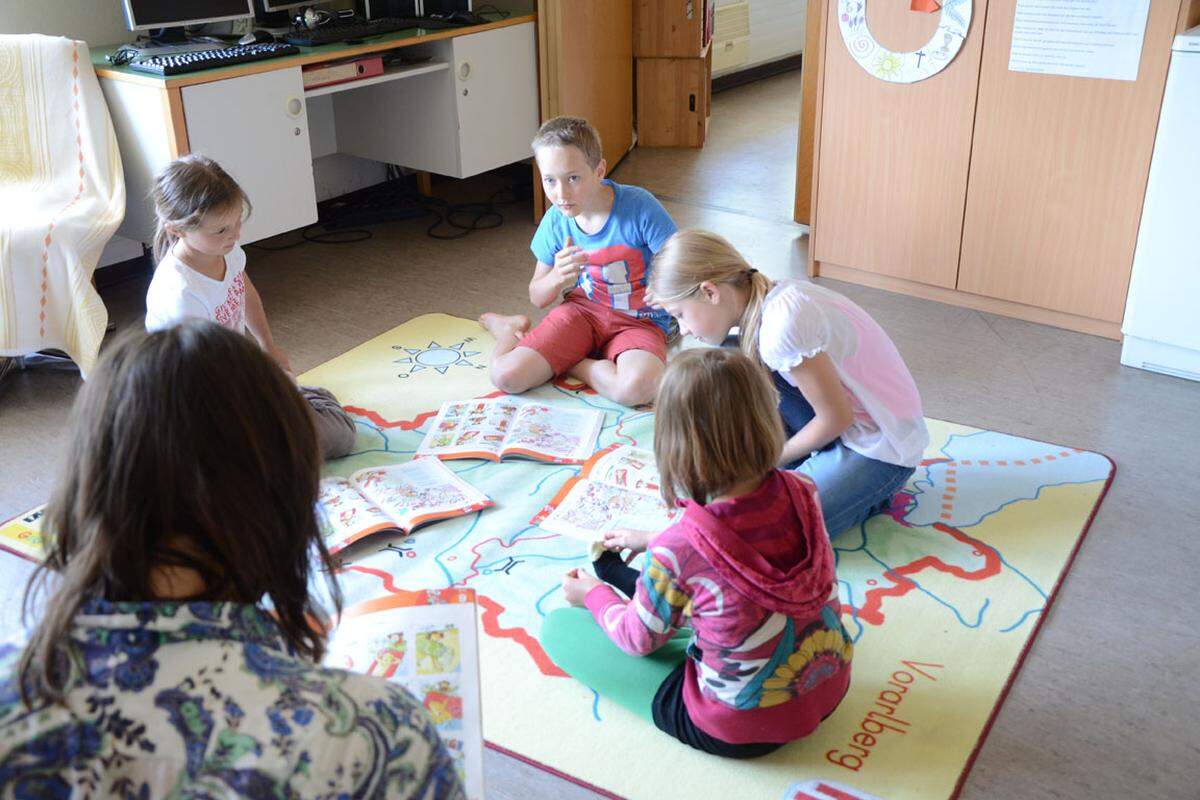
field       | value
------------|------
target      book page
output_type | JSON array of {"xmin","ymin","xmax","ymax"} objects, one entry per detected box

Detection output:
[
  {"xmin": 583, "ymin": 445, "xmax": 663, "ymax": 496},
  {"xmin": 317, "ymin": 478, "xmax": 397, "ymax": 553},
  {"xmin": 352, "ymin": 459, "xmax": 491, "ymax": 532},
  {"xmin": 0, "ymin": 506, "xmax": 48, "ymax": 564},
  {"xmin": 416, "ymin": 399, "xmax": 520, "ymax": 460},
  {"xmin": 325, "ymin": 590, "xmax": 484, "ymax": 800},
  {"xmin": 501, "ymin": 402, "xmax": 604, "ymax": 464},
  {"xmin": 537, "ymin": 480, "xmax": 681, "ymax": 543}
]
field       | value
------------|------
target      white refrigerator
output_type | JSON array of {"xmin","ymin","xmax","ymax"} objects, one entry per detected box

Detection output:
[{"xmin": 1120, "ymin": 25, "xmax": 1200, "ymax": 383}]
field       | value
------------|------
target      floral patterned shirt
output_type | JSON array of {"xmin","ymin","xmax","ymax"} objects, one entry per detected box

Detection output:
[{"xmin": 0, "ymin": 600, "xmax": 465, "ymax": 799}]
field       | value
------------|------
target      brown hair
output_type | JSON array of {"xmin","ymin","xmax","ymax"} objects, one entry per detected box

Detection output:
[
  {"xmin": 531, "ymin": 116, "xmax": 603, "ymax": 168},
  {"xmin": 19, "ymin": 320, "xmax": 340, "ymax": 707},
  {"xmin": 151, "ymin": 154, "xmax": 251, "ymax": 263},
  {"xmin": 654, "ymin": 347, "xmax": 784, "ymax": 506},
  {"xmin": 649, "ymin": 230, "xmax": 775, "ymax": 361}
]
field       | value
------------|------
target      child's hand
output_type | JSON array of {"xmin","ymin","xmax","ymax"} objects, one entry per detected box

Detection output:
[
  {"xmin": 562, "ymin": 567, "xmax": 604, "ymax": 607},
  {"xmin": 553, "ymin": 235, "xmax": 586, "ymax": 291},
  {"xmin": 603, "ymin": 528, "xmax": 655, "ymax": 554}
]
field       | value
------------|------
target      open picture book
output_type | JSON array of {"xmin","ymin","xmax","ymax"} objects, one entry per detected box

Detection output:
[
  {"xmin": 325, "ymin": 588, "xmax": 484, "ymax": 800},
  {"xmin": 531, "ymin": 444, "xmax": 682, "ymax": 542},
  {"xmin": 317, "ymin": 459, "xmax": 492, "ymax": 554},
  {"xmin": 0, "ymin": 505, "xmax": 47, "ymax": 564},
  {"xmin": 415, "ymin": 397, "xmax": 604, "ymax": 465}
]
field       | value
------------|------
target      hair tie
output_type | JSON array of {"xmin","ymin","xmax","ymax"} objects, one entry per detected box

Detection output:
[{"xmin": 747, "ymin": 268, "xmax": 758, "ymax": 275}]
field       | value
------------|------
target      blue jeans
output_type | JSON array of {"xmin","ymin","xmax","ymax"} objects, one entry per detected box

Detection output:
[{"xmin": 773, "ymin": 371, "xmax": 914, "ymax": 537}]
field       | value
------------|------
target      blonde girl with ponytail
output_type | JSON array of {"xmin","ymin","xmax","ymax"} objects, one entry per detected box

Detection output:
[{"xmin": 649, "ymin": 230, "xmax": 929, "ymax": 537}]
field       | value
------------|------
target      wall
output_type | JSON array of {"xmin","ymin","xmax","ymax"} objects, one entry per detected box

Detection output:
[
  {"xmin": 713, "ymin": 0, "xmax": 806, "ymax": 77},
  {"xmin": 0, "ymin": 0, "xmax": 135, "ymax": 45},
  {"xmin": 0, "ymin": 0, "xmax": 384, "ymax": 260}
]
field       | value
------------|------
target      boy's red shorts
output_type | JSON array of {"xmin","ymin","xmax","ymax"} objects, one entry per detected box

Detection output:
[{"xmin": 518, "ymin": 296, "xmax": 668, "ymax": 376}]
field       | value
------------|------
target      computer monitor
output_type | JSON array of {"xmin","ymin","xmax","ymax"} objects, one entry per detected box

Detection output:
[{"xmin": 122, "ymin": 0, "xmax": 255, "ymax": 31}]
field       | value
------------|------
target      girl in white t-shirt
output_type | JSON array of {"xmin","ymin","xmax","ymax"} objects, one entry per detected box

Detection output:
[
  {"xmin": 649, "ymin": 230, "xmax": 929, "ymax": 536},
  {"xmin": 144, "ymin": 155, "xmax": 355, "ymax": 459}
]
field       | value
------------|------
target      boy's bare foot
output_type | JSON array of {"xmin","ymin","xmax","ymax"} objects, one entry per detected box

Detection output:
[{"xmin": 479, "ymin": 312, "xmax": 531, "ymax": 338}]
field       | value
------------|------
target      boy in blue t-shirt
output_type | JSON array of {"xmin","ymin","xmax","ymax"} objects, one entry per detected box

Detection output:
[{"xmin": 479, "ymin": 116, "xmax": 678, "ymax": 407}]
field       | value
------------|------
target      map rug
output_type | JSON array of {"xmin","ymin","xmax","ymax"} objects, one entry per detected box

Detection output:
[{"xmin": 4, "ymin": 313, "xmax": 1116, "ymax": 800}]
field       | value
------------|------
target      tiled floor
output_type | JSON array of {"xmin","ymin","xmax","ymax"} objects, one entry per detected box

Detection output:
[{"xmin": 2, "ymin": 70, "xmax": 1198, "ymax": 799}]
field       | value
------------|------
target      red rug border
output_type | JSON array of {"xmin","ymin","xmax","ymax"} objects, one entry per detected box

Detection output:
[{"xmin": 947, "ymin": 449, "xmax": 1115, "ymax": 800}]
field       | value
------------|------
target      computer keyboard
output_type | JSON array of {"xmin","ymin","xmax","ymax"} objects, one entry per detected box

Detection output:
[
  {"xmin": 128, "ymin": 43, "xmax": 300, "ymax": 76},
  {"xmin": 283, "ymin": 16, "xmax": 465, "ymax": 47}
]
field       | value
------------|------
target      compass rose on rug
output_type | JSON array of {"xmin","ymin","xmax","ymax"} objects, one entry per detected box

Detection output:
[{"xmin": 393, "ymin": 338, "xmax": 485, "ymax": 378}]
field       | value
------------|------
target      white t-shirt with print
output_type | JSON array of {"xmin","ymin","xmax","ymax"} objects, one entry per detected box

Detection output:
[
  {"xmin": 758, "ymin": 278, "xmax": 929, "ymax": 468},
  {"xmin": 145, "ymin": 245, "xmax": 248, "ymax": 334}
]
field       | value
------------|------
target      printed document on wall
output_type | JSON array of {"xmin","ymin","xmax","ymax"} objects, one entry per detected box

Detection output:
[{"xmin": 1008, "ymin": 0, "xmax": 1152, "ymax": 81}]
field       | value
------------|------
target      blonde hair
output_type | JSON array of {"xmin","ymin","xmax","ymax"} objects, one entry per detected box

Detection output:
[
  {"xmin": 649, "ymin": 230, "xmax": 774, "ymax": 361},
  {"xmin": 531, "ymin": 116, "xmax": 603, "ymax": 168},
  {"xmin": 654, "ymin": 348, "xmax": 784, "ymax": 507},
  {"xmin": 151, "ymin": 154, "xmax": 251, "ymax": 263}
]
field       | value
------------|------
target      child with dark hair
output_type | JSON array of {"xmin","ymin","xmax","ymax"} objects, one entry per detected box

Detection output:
[
  {"xmin": 0, "ymin": 321, "xmax": 464, "ymax": 799},
  {"xmin": 540, "ymin": 348, "xmax": 853, "ymax": 758},
  {"xmin": 144, "ymin": 154, "xmax": 356, "ymax": 460}
]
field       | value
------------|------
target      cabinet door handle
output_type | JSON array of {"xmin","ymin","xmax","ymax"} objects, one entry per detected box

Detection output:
[
  {"xmin": 457, "ymin": 60, "xmax": 472, "ymax": 81},
  {"xmin": 689, "ymin": 94, "xmax": 696, "ymax": 112},
  {"xmin": 285, "ymin": 97, "xmax": 303, "ymax": 118}
]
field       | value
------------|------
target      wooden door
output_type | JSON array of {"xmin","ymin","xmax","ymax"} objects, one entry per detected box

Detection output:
[
  {"xmin": 794, "ymin": 0, "xmax": 822, "ymax": 226},
  {"xmin": 956, "ymin": 0, "xmax": 1185, "ymax": 323},
  {"xmin": 535, "ymin": 0, "xmax": 634, "ymax": 218},
  {"xmin": 811, "ymin": 0, "xmax": 988, "ymax": 288}
]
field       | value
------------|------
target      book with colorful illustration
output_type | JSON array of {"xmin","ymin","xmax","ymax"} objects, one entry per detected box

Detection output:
[
  {"xmin": 0, "ymin": 506, "xmax": 48, "ymax": 563},
  {"xmin": 325, "ymin": 588, "xmax": 484, "ymax": 800},
  {"xmin": 317, "ymin": 459, "xmax": 492, "ymax": 553},
  {"xmin": 415, "ymin": 397, "xmax": 605, "ymax": 465},
  {"xmin": 531, "ymin": 444, "xmax": 682, "ymax": 542}
]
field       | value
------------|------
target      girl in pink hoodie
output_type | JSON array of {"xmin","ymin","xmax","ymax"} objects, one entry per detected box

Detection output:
[{"xmin": 540, "ymin": 348, "xmax": 853, "ymax": 758}]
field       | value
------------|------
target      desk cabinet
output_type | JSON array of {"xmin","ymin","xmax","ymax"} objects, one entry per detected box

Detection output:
[
  {"xmin": 182, "ymin": 68, "xmax": 318, "ymax": 244},
  {"xmin": 333, "ymin": 22, "xmax": 538, "ymax": 179},
  {"xmin": 97, "ymin": 19, "xmax": 539, "ymax": 247}
]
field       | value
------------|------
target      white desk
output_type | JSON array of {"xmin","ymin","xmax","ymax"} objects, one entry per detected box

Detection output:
[{"xmin": 94, "ymin": 17, "xmax": 539, "ymax": 245}]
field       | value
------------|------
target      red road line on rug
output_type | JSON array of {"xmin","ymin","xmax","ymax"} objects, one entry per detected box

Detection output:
[{"xmin": 846, "ymin": 522, "xmax": 1002, "ymax": 626}]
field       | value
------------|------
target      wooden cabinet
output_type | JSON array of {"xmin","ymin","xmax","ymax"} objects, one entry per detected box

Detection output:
[
  {"xmin": 634, "ymin": 0, "xmax": 712, "ymax": 58},
  {"xmin": 636, "ymin": 47, "xmax": 712, "ymax": 147},
  {"xmin": 956, "ymin": 0, "xmax": 1184, "ymax": 323},
  {"xmin": 806, "ymin": 0, "xmax": 1197, "ymax": 338},
  {"xmin": 812, "ymin": 1, "xmax": 986, "ymax": 289},
  {"xmin": 634, "ymin": 0, "xmax": 713, "ymax": 147},
  {"xmin": 535, "ymin": 1, "xmax": 635, "ymax": 217}
]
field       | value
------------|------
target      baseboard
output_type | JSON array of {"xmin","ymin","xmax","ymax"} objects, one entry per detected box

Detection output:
[
  {"xmin": 814, "ymin": 261, "xmax": 1124, "ymax": 341},
  {"xmin": 712, "ymin": 53, "xmax": 803, "ymax": 93}
]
